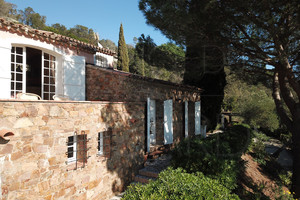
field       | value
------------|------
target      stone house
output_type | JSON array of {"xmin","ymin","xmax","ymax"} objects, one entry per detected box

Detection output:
[
  {"xmin": 0, "ymin": 18, "xmax": 115, "ymax": 101},
  {"xmin": 0, "ymin": 18, "xmax": 203, "ymax": 199}
]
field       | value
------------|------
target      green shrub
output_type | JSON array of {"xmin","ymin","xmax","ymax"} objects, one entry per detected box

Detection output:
[
  {"xmin": 122, "ymin": 168, "xmax": 240, "ymax": 200},
  {"xmin": 171, "ymin": 124, "xmax": 252, "ymax": 190}
]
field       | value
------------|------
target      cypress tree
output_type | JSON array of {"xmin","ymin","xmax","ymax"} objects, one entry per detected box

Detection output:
[{"xmin": 117, "ymin": 23, "xmax": 129, "ymax": 72}]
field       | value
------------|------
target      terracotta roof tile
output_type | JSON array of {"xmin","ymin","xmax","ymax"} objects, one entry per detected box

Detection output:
[{"xmin": 0, "ymin": 18, "xmax": 116, "ymax": 56}]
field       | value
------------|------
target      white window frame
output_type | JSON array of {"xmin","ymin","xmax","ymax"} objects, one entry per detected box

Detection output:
[
  {"xmin": 10, "ymin": 46, "xmax": 26, "ymax": 97},
  {"xmin": 67, "ymin": 135, "xmax": 77, "ymax": 163},
  {"xmin": 98, "ymin": 132, "xmax": 104, "ymax": 155},
  {"xmin": 10, "ymin": 45, "xmax": 57, "ymax": 100}
]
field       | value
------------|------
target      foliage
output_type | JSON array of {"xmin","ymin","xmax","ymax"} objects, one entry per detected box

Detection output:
[
  {"xmin": 0, "ymin": 0, "xmax": 17, "ymax": 18},
  {"xmin": 223, "ymin": 67, "xmax": 280, "ymax": 131},
  {"xmin": 68, "ymin": 25, "xmax": 98, "ymax": 45},
  {"xmin": 279, "ymin": 171, "xmax": 293, "ymax": 187},
  {"xmin": 171, "ymin": 124, "xmax": 251, "ymax": 190},
  {"xmin": 117, "ymin": 23, "xmax": 129, "ymax": 72},
  {"xmin": 151, "ymin": 43, "xmax": 185, "ymax": 71},
  {"xmin": 18, "ymin": 7, "xmax": 46, "ymax": 30},
  {"xmin": 129, "ymin": 34, "xmax": 184, "ymax": 82},
  {"xmin": 135, "ymin": 34, "xmax": 156, "ymax": 64},
  {"xmin": 139, "ymin": 0, "xmax": 227, "ymax": 130},
  {"xmin": 248, "ymin": 138, "xmax": 268, "ymax": 165},
  {"xmin": 122, "ymin": 168, "xmax": 240, "ymax": 200},
  {"xmin": 139, "ymin": 1, "xmax": 300, "ymax": 194},
  {"xmin": 99, "ymin": 39, "xmax": 117, "ymax": 52}
]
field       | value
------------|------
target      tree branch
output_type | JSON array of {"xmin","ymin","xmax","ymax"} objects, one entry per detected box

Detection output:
[{"xmin": 272, "ymin": 71, "xmax": 293, "ymax": 131}]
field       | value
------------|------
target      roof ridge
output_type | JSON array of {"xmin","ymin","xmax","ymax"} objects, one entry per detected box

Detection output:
[{"xmin": 0, "ymin": 18, "xmax": 116, "ymax": 56}]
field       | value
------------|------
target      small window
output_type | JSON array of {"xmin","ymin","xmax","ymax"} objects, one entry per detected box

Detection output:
[
  {"xmin": 67, "ymin": 135, "xmax": 77, "ymax": 163},
  {"xmin": 98, "ymin": 132, "xmax": 104, "ymax": 155},
  {"xmin": 95, "ymin": 55, "xmax": 108, "ymax": 67},
  {"xmin": 97, "ymin": 129, "xmax": 112, "ymax": 158},
  {"xmin": 66, "ymin": 131, "xmax": 90, "ymax": 170}
]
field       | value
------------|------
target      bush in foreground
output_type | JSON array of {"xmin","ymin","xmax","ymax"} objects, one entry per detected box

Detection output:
[
  {"xmin": 171, "ymin": 124, "xmax": 252, "ymax": 190},
  {"xmin": 122, "ymin": 168, "xmax": 240, "ymax": 200}
]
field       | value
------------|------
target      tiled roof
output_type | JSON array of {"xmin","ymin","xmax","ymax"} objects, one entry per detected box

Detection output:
[{"xmin": 0, "ymin": 18, "xmax": 116, "ymax": 56}]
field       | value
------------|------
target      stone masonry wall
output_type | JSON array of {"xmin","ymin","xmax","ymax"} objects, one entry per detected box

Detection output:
[
  {"xmin": 0, "ymin": 100, "xmax": 145, "ymax": 200},
  {"xmin": 86, "ymin": 65, "xmax": 201, "ymax": 103},
  {"xmin": 86, "ymin": 65, "xmax": 201, "ymax": 146}
]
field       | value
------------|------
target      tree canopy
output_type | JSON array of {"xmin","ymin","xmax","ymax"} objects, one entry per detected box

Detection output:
[{"xmin": 117, "ymin": 23, "xmax": 129, "ymax": 72}]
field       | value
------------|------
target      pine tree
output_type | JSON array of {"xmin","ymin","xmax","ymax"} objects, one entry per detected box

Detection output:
[{"xmin": 117, "ymin": 23, "xmax": 129, "ymax": 72}]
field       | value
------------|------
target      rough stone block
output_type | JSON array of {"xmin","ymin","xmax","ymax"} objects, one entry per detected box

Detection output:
[
  {"xmin": 0, "ymin": 144, "xmax": 13, "ymax": 154},
  {"xmin": 32, "ymin": 144, "xmax": 48, "ymax": 153},
  {"xmin": 13, "ymin": 118, "xmax": 33, "ymax": 128}
]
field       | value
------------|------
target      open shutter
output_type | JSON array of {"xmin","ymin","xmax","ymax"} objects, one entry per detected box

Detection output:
[
  {"xmin": 164, "ymin": 99, "xmax": 173, "ymax": 144},
  {"xmin": 185, "ymin": 101, "xmax": 189, "ymax": 138},
  {"xmin": 63, "ymin": 55, "xmax": 85, "ymax": 101},
  {"xmin": 195, "ymin": 101, "xmax": 201, "ymax": 135},
  {"xmin": 0, "ymin": 42, "xmax": 12, "ymax": 99},
  {"xmin": 103, "ymin": 129, "xmax": 112, "ymax": 159}
]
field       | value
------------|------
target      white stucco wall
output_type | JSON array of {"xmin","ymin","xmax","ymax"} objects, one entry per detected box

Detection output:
[
  {"xmin": 94, "ymin": 52, "xmax": 114, "ymax": 67},
  {"xmin": 0, "ymin": 30, "xmax": 87, "ymax": 100}
]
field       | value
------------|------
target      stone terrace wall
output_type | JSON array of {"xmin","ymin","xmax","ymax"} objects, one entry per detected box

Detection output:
[
  {"xmin": 86, "ymin": 65, "xmax": 201, "ymax": 103},
  {"xmin": 86, "ymin": 65, "xmax": 201, "ymax": 146},
  {"xmin": 0, "ymin": 100, "xmax": 145, "ymax": 200}
]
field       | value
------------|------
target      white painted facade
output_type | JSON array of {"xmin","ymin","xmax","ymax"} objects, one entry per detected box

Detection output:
[
  {"xmin": 0, "ymin": 30, "xmax": 86, "ymax": 100},
  {"xmin": 94, "ymin": 52, "xmax": 114, "ymax": 68}
]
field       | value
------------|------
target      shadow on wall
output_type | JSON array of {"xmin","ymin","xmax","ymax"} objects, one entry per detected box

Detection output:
[{"xmin": 100, "ymin": 102, "xmax": 146, "ymax": 193}]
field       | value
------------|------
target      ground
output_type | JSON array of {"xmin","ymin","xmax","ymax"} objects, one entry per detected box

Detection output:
[{"xmin": 238, "ymin": 154, "xmax": 290, "ymax": 200}]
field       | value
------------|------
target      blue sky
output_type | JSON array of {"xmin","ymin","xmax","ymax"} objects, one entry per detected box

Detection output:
[{"xmin": 6, "ymin": 0, "xmax": 169, "ymax": 46}]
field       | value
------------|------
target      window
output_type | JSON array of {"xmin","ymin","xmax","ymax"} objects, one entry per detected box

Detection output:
[
  {"xmin": 43, "ymin": 53, "xmax": 56, "ymax": 100},
  {"xmin": 97, "ymin": 129, "xmax": 112, "ymax": 158},
  {"xmin": 66, "ymin": 131, "xmax": 90, "ymax": 170},
  {"xmin": 98, "ymin": 132, "xmax": 103, "ymax": 155},
  {"xmin": 10, "ymin": 46, "xmax": 56, "ymax": 100},
  {"xmin": 67, "ymin": 135, "xmax": 77, "ymax": 163},
  {"xmin": 10, "ymin": 47, "xmax": 24, "ymax": 98},
  {"xmin": 95, "ymin": 54, "xmax": 108, "ymax": 67}
]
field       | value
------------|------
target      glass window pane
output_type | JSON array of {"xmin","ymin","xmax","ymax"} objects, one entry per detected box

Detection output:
[
  {"xmin": 16, "ymin": 47, "xmax": 22, "ymax": 55},
  {"xmin": 11, "ymin": 54, "xmax": 15, "ymax": 62},
  {"xmin": 68, "ymin": 147, "xmax": 73, "ymax": 158},
  {"xmin": 50, "ymin": 86, "xmax": 55, "ymax": 92},
  {"xmin": 11, "ymin": 82, "xmax": 14, "ymax": 90},
  {"xmin": 44, "ymin": 53, "xmax": 49, "ymax": 60},
  {"xmin": 68, "ymin": 136, "xmax": 74, "ymax": 144},
  {"xmin": 11, "ymin": 64, "xmax": 15, "ymax": 71},
  {"xmin": 43, "ymin": 84, "xmax": 49, "ymax": 92},
  {"xmin": 50, "ymin": 55, "xmax": 56, "ymax": 61},
  {"xmin": 16, "ymin": 55, "xmax": 23, "ymax": 63},
  {"xmin": 50, "ymin": 67, "xmax": 55, "ymax": 77},
  {"xmin": 11, "ymin": 47, "xmax": 15, "ymax": 53},
  {"xmin": 44, "ymin": 61, "xmax": 49, "ymax": 68},
  {"xmin": 44, "ymin": 68, "xmax": 49, "ymax": 76},
  {"xmin": 16, "ymin": 82, "xmax": 22, "ymax": 90},
  {"xmin": 16, "ymin": 64, "xmax": 23, "ymax": 72},
  {"xmin": 44, "ymin": 93, "xmax": 50, "ymax": 100},
  {"xmin": 11, "ymin": 73, "xmax": 15, "ymax": 80},
  {"xmin": 50, "ymin": 78, "xmax": 55, "ymax": 84},
  {"xmin": 44, "ymin": 77, "xmax": 49, "ymax": 84},
  {"xmin": 16, "ymin": 73, "xmax": 22, "ymax": 81}
]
